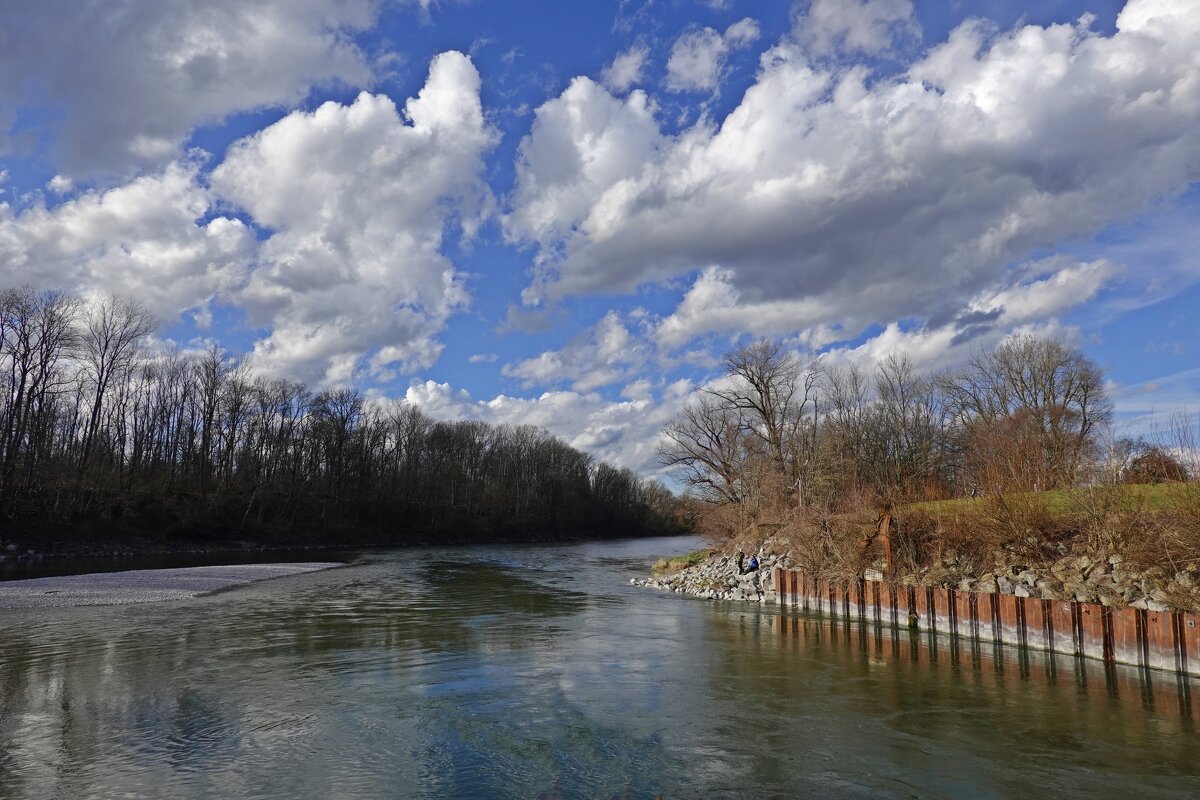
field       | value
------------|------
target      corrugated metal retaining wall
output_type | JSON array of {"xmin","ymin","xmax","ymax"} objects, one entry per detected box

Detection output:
[{"xmin": 774, "ymin": 568, "xmax": 1200, "ymax": 676}]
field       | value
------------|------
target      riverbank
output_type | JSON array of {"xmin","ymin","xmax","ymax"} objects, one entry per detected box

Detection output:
[
  {"xmin": 0, "ymin": 563, "xmax": 342, "ymax": 609},
  {"xmin": 636, "ymin": 540, "xmax": 1200, "ymax": 614},
  {"xmin": 632, "ymin": 547, "xmax": 789, "ymax": 603},
  {"xmin": 0, "ymin": 530, "xmax": 366, "ymax": 565},
  {"xmin": 0, "ymin": 523, "xmax": 672, "ymax": 568}
]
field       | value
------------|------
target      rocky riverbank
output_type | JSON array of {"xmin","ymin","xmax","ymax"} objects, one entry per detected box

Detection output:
[
  {"xmin": 635, "ymin": 545, "xmax": 1200, "ymax": 613},
  {"xmin": 631, "ymin": 549, "xmax": 789, "ymax": 603},
  {"xmin": 909, "ymin": 550, "xmax": 1200, "ymax": 612}
]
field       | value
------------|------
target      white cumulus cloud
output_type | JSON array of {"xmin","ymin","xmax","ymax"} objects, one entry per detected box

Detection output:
[
  {"xmin": 0, "ymin": 160, "xmax": 253, "ymax": 321},
  {"xmin": 211, "ymin": 51, "xmax": 496, "ymax": 385},
  {"xmin": 509, "ymin": 0, "xmax": 1200, "ymax": 358},
  {"xmin": 666, "ymin": 18, "xmax": 761, "ymax": 92},
  {"xmin": 601, "ymin": 44, "xmax": 651, "ymax": 93},
  {"xmin": 794, "ymin": 0, "xmax": 920, "ymax": 58},
  {"xmin": 502, "ymin": 311, "xmax": 646, "ymax": 392},
  {"xmin": 0, "ymin": 0, "xmax": 412, "ymax": 176},
  {"xmin": 404, "ymin": 377, "xmax": 697, "ymax": 476}
]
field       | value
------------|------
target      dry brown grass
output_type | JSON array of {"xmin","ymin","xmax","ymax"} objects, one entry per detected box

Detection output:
[
  {"xmin": 767, "ymin": 507, "xmax": 876, "ymax": 578},
  {"xmin": 651, "ymin": 548, "xmax": 714, "ymax": 576},
  {"xmin": 896, "ymin": 482, "xmax": 1200, "ymax": 578},
  {"xmin": 689, "ymin": 480, "xmax": 1200, "ymax": 599}
]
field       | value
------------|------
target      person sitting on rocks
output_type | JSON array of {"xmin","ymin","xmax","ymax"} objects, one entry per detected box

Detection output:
[{"xmin": 745, "ymin": 555, "xmax": 759, "ymax": 573}]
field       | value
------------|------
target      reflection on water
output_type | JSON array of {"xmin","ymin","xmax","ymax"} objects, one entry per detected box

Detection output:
[{"xmin": 1, "ymin": 538, "xmax": 1199, "ymax": 799}]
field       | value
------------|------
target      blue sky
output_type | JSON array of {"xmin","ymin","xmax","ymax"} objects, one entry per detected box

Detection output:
[{"xmin": 1, "ymin": 0, "xmax": 1197, "ymax": 476}]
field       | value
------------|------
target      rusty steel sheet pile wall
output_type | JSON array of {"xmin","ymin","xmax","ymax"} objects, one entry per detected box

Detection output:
[
  {"xmin": 774, "ymin": 567, "xmax": 1200, "ymax": 677},
  {"xmin": 773, "ymin": 613, "xmax": 1200, "ymax": 724}
]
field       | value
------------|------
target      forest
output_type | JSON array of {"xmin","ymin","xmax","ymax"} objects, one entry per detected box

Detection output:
[{"xmin": 0, "ymin": 286, "xmax": 684, "ymax": 550}]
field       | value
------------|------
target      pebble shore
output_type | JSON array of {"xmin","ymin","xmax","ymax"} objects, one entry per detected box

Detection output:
[{"xmin": 0, "ymin": 563, "xmax": 340, "ymax": 610}]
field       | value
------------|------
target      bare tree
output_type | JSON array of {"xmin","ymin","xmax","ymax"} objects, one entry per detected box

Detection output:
[
  {"xmin": 3, "ymin": 284, "xmax": 686, "ymax": 543},
  {"xmin": 658, "ymin": 393, "xmax": 748, "ymax": 505},
  {"xmin": 1, "ymin": 288, "xmax": 80, "ymax": 510},
  {"xmin": 708, "ymin": 339, "xmax": 821, "ymax": 502},
  {"xmin": 76, "ymin": 295, "xmax": 154, "ymax": 477},
  {"xmin": 940, "ymin": 335, "xmax": 1111, "ymax": 491}
]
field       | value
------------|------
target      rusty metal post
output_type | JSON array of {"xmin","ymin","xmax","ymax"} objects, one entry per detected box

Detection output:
[
  {"xmin": 879, "ymin": 511, "xmax": 893, "ymax": 576},
  {"xmin": 1179, "ymin": 612, "xmax": 1200, "ymax": 676}
]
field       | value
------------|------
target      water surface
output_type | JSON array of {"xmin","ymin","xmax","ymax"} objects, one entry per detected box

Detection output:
[{"xmin": 1, "ymin": 537, "xmax": 1197, "ymax": 799}]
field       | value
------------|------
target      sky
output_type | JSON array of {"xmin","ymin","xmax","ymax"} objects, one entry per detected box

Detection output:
[{"xmin": 1, "ymin": 0, "xmax": 1198, "ymax": 479}]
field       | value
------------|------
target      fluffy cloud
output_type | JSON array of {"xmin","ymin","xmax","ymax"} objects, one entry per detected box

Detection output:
[
  {"xmin": 510, "ymin": 0, "xmax": 1200, "ymax": 357},
  {"xmin": 505, "ymin": 78, "xmax": 663, "ymax": 258},
  {"xmin": 601, "ymin": 44, "xmax": 650, "ymax": 93},
  {"xmin": 655, "ymin": 256, "xmax": 1120, "ymax": 351},
  {"xmin": 793, "ymin": 0, "xmax": 920, "ymax": 58},
  {"xmin": 211, "ymin": 52, "xmax": 496, "ymax": 385},
  {"xmin": 0, "ymin": 0, "xmax": 397, "ymax": 176},
  {"xmin": 502, "ymin": 311, "xmax": 646, "ymax": 392},
  {"xmin": 0, "ymin": 161, "xmax": 253, "ymax": 321},
  {"xmin": 404, "ymin": 377, "xmax": 697, "ymax": 475},
  {"xmin": 666, "ymin": 18, "xmax": 761, "ymax": 92}
]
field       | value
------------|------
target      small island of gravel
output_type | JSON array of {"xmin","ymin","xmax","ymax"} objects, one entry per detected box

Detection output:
[{"xmin": 0, "ymin": 563, "xmax": 341, "ymax": 610}]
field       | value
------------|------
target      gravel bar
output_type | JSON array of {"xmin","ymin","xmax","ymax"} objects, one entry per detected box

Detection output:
[{"xmin": 0, "ymin": 563, "xmax": 341, "ymax": 609}]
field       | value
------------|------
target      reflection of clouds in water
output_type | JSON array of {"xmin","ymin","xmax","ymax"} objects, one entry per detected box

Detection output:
[{"xmin": 2, "ymin": 542, "xmax": 1200, "ymax": 798}]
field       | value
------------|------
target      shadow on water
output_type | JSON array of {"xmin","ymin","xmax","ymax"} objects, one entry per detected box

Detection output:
[{"xmin": 423, "ymin": 561, "xmax": 591, "ymax": 618}]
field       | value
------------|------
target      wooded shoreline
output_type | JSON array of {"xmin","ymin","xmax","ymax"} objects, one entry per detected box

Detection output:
[{"xmin": 1, "ymin": 286, "xmax": 692, "ymax": 559}]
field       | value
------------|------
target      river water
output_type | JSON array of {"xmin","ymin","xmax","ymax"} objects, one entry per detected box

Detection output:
[{"xmin": 1, "ymin": 537, "xmax": 1198, "ymax": 799}]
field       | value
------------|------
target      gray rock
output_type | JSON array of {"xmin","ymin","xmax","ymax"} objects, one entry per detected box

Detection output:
[{"xmin": 1014, "ymin": 584, "xmax": 1033, "ymax": 598}]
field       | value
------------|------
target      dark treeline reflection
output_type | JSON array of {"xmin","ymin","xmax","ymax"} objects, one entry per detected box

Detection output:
[
  {"xmin": 0, "ymin": 558, "xmax": 643, "ymax": 799},
  {"xmin": 0, "ymin": 286, "xmax": 684, "ymax": 545}
]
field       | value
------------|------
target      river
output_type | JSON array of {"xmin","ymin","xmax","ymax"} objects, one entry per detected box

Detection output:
[{"xmin": 1, "ymin": 536, "xmax": 1198, "ymax": 799}]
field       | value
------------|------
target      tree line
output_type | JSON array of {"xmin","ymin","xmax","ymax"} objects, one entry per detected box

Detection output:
[
  {"xmin": 1, "ymin": 286, "xmax": 683, "ymax": 545},
  {"xmin": 656, "ymin": 334, "xmax": 1172, "ymax": 526}
]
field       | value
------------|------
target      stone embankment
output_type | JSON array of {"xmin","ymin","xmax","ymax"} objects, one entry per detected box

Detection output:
[
  {"xmin": 635, "ymin": 546, "xmax": 1200, "ymax": 614},
  {"xmin": 631, "ymin": 549, "xmax": 788, "ymax": 603},
  {"xmin": 908, "ymin": 551, "xmax": 1199, "ymax": 612}
]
